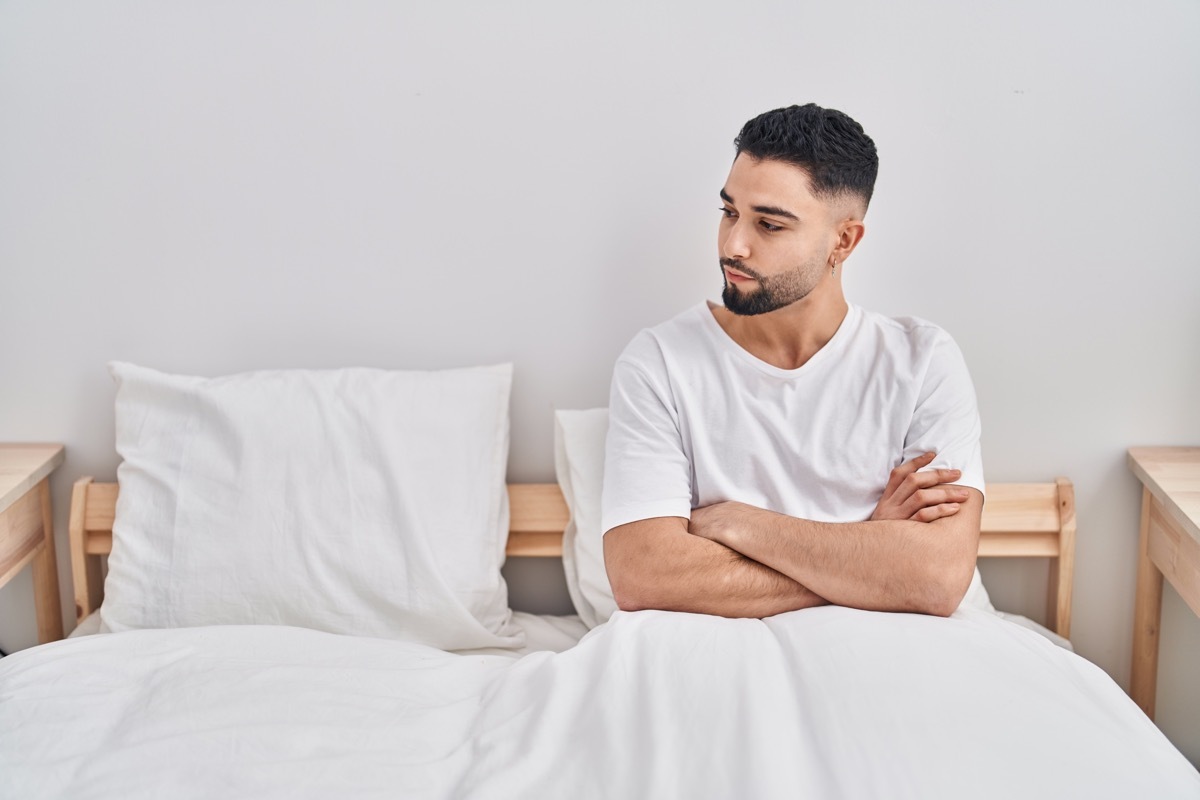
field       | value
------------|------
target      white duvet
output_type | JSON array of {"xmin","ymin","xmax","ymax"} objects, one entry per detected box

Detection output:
[{"xmin": 2, "ymin": 607, "xmax": 1197, "ymax": 799}]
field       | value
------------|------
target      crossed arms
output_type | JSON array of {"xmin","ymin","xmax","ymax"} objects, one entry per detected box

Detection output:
[{"xmin": 603, "ymin": 452, "xmax": 983, "ymax": 618}]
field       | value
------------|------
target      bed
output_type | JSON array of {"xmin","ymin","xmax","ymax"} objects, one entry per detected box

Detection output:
[{"xmin": 1, "ymin": 362, "xmax": 1197, "ymax": 799}]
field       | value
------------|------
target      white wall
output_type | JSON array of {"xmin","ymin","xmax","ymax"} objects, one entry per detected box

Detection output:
[{"xmin": 2, "ymin": 0, "xmax": 1197, "ymax": 764}]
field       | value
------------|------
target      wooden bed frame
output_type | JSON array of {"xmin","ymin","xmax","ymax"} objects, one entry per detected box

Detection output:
[{"xmin": 63, "ymin": 478, "xmax": 1077, "ymax": 639}]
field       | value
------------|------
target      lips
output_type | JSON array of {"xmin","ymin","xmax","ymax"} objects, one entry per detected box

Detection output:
[{"xmin": 724, "ymin": 268, "xmax": 755, "ymax": 283}]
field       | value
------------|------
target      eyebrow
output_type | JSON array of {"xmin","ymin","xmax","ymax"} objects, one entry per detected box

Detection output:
[{"xmin": 719, "ymin": 189, "xmax": 799, "ymax": 222}]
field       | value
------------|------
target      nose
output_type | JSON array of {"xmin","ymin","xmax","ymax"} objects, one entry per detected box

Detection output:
[{"xmin": 721, "ymin": 218, "xmax": 751, "ymax": 261}]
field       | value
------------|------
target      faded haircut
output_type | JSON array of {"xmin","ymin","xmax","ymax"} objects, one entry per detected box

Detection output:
[{"xmin": 734, "ymin": 104, "xmax": 878, "ymax": 211}]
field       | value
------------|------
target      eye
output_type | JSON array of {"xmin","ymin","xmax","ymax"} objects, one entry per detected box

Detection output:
[
  {"xmin": 759, "ymin": 220, "xmax": 783, "ymax": 232},
  {"xmin": 719, "ymin": 207, "xmax": 737, "ymax": 219}
]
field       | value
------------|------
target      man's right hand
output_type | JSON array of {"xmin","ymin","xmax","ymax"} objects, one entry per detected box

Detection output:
[{"xmin": 870, "ymin": 452, "xmax": 972, "ymax": 522}]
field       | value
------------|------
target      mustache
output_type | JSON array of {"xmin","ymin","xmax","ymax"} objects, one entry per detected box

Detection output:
[{"xmin": 720, "ymin": 258, "xmax": 763, "ymax": 280}]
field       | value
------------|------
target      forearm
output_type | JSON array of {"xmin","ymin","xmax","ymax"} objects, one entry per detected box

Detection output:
[
  {"xmin": 702, "ymin": 499, "xmax": 981, "ymax": 616},
  {"xmin": 744, "ymin": 516, "xmax": 963, "ymax": 614},
  {"xmin": 603, "ymin": 518, "xmax": 828, "ymax": 618}
]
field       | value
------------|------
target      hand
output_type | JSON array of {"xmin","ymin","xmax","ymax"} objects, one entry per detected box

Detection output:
[
  {"xmin": 689, "ymin": 501, "xmax": 752, "ymax": 546},
  {"xmin": 871, "ymin": 452, "xmax": 971, "ymax": 523}
]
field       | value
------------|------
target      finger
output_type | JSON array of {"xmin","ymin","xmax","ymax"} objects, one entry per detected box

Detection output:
[
  {"xmin": 902, "ymin": 486, "xmax": 972, "ymax": 517},
  {"xmin": 895, "ymin": 468, "xmax": 962, "ymax": 505},
  {"xmin": 910, "ymin": 503, "xmax": 961, "ymax": 522},
  {"xmin": 909, "ymin": 468, "xmax": 965, "ymax": 489},
  {"xmin": 884, "ymin": 452, "xmax": 937, "ymax": 496}
]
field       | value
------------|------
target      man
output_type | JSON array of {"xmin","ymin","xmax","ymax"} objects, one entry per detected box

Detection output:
[{"xmin": 601, "ymin": 104, "xmax": 985, "ymax": 619}]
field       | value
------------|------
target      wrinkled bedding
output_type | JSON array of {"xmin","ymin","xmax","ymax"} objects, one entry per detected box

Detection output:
[{"xmin": 2, "ymin": 607, "xmax": 1196, "ymax": 799}]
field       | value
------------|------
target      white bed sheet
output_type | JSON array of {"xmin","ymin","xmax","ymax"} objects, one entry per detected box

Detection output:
[
  {"xmin": 70, "ymin": 610, "xmax": 591, "ymax": 656},
  {"xmin": 4, "ymin": 607, "xmax": 1196, "ymax": 799},
  {"xmin": 71, "ymin": 605, "xmax": 1072, "ymax": 653}
]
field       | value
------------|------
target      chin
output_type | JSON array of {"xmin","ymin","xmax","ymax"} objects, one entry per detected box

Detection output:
[{"xmin": 722, "ymin": 286, "xmax": 771, "ymax": 316}]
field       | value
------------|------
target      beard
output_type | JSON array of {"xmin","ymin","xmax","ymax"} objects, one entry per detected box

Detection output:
[{"xmin": 720, "ymin": 257, "xmax": 823, "ymax": 316}]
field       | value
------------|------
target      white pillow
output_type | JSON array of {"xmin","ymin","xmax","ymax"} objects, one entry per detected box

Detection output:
[
  {"xmin": 554, "ymin": 409, "xmax": 617, "ymax": 629},
  {"xmin": 554, "ymin": 408, "xmax": 995, "ymax": 628},
  {"xmin": 102, "ymin": 362, "xmax": 523, "ymax": 651}
]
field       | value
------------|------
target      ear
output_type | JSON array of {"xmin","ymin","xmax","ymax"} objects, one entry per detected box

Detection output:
[{"xmin": 831, "ymin": 218, "xmax": 866, "ymax": 266}]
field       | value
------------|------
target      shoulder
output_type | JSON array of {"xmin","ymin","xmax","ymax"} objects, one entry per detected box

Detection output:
[
  {"xmin": 852, "ymin": 306, "xmax": 963, "ymax": 362},
  {"xmin": 615, "ymin": 302, "xmax": 712, "ymax": 370},
  {"xmin": 856, "ymin": 306, "xmax": 952, "ymax": 342}
]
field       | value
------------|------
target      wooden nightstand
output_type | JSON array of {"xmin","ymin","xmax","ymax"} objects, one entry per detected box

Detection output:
[
  {"xmin": 1128, "ymin": 446, "xmax": 1200, "ymax": 719},
  {"xmin": 0, "ymin": 444, "xmax": 66, "ymax": 644}
]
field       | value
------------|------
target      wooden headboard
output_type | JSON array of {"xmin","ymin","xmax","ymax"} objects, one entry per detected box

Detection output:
[{"xmin": 67, "ymin": 478, "xmax": 1077, "ymax": 639}]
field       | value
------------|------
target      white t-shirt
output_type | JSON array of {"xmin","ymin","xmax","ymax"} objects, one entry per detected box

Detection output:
[{"xmin": 601, "ymin": 301, "xmax": 985, "ymax": 535}]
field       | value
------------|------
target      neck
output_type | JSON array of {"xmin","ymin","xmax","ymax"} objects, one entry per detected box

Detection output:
[{"xmin": 710, "ymin": 285, "xmax": 849, "ymax": 371}]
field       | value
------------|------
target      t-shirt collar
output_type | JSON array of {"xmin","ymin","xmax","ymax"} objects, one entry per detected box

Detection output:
[{"xmin": 699, "ymin": 300, "xmax": 859, "ymax": 379}]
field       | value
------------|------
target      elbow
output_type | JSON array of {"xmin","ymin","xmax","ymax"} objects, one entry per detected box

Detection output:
[
  {"xmin": 923, "ymin": 558, "xmax": 976, "ymax": 618},
  {"xmin": 603, "ymin": 532, "xmax": 653, "ymax": 612},
  {"xmin": 924, "ymin": 591, "xmax": 960, "ymax": 619},
  {"xmin": 611, "ymin": 583, "xmax": 648, "ymax": 613},
  {"xmin": 918, "ymin": 588, "xmax": 960, "ymax": 619},
  {"xmin": 603, "ymin": 517, "xmax": 691, "ymax": 613},
  {"xmin": 607, "ymin": 549, "xmax": 661, "ymax": 612}
]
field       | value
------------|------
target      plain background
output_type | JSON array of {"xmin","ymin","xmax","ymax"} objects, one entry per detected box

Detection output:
[{"xmin": 1, "ymin": 0, "xmax": 1197, "ymax": 766}]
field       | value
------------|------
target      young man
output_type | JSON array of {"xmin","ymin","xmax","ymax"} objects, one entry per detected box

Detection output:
[{"xmin": 601, "ymin": 104, "xmax": 985, "ymax": 619}]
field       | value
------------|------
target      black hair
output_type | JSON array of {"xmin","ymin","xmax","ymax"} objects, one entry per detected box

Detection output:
[{"xmin": 734, "ymin": 104, "xmax": 878, "ymax": 210}]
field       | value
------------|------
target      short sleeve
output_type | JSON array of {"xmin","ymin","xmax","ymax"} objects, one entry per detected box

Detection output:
[
  {"xmin": 902, "ymin": 330, "xmax": 986, "ymax": 496},
  {"xmin": 600, "ymin": 340, "xmax": 694, "ymax": 534}
]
